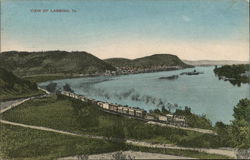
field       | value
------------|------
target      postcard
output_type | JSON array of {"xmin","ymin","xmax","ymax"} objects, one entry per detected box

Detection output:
[{"xmin": 0, "ymin": 0, "xmax": 249, "ymax": 159}]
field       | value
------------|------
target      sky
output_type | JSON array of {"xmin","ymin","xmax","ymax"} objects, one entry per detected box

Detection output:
[{"xmin": 1, "ymin": 0, "xmax": 249, "ymax": 60}]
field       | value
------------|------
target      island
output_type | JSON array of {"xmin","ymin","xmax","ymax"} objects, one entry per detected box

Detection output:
[
  {"xmin": 159, "ymin": 75, "xmax": 179, "ymax": 80},
  {"xmin": 180, "ymin": 69, "xmax": 204, "ymax": 76}
]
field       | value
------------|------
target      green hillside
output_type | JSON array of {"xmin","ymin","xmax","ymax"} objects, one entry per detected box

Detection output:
[
  {"xmin": 0, "ymin": 68, "xmax": 43, "ymax": 101},
  {"xmin": 104, "ymin": 58, "xmax": 133, "ymax": 67},
  {"xmin": 105, "ymin": 54, "xmax": 191, "ymax": 68},
  {"xmin": 0, "ymin": 51, "xmax": 116, "ymax": 78}
]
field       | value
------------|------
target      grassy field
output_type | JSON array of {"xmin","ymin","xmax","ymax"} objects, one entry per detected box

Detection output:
[
  {"xmin": 2, "ymin": 94, "xmax": 221, "ymax": 149},
  {"xmin": 23, "ymin": 74, "xmax": 71, "ymax": 83},
  {"xmin": 0, "ymin": 124, "xmax": 231, "ymax": 159},
  {"xmin": 0, "ymin": 89, "xmax": 44, "ymax": 102},
  {"xmin": 126, "ymin": 145, "xmax": 232, "ymax": 159},
  {"xmin": 0, "ymin": 123, "xmax": 125, "ymax": 160},
  {"xmin": 0, "ymin": 68, "xmax": 45, "ymax": 101}
]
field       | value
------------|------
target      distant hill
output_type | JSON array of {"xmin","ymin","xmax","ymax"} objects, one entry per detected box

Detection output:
[
  {"xmin": 105, "ymin": 54, "xmax": 191, "ymax": 68},
  {"xmin": 0, "ymin": 68, "xmax": 43, "ymax": 101},
  {"xmin": 0, "ymin": 51, "xmax": 116, "ymax": 77},
  {"xmin": 104, "ymin": 58, "xmax": 133, "ymax": 67},
  {"xmin": 183, "ymin": 60, "xmax": 249, "ymax": 66}
]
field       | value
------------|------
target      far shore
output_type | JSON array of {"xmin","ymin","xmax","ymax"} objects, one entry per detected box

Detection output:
[{"xmin": 28, "ymin": 66, "xmax": 198, "ymax": 83}]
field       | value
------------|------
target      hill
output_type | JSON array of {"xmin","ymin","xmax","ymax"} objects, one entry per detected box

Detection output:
[
  {"xmin": 0, "ymin": 51, "xmax": 116, "ymax": 78},
  {"xmin": 183, "ymin": 60, "xmax": 249, "ymax": 66},
  {"xmin": 104, "ymin": 58, "xmax": 133, "ymax": 68},
  {"xmin": 105, "ymin": 54, "xmax": 191, "ymax": 69},
  {"xmin": 0, "ymin": 68, "xmax": 43, "ymax": 101}
]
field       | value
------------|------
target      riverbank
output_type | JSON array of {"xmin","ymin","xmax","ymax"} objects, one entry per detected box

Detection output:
[
  {"xmin": 0, "ymin": 94, "xmax": 236, "ymax": 159},
  {"xmin": 1, "ymin": 94, "xmax": 222, "ymax": 148},
  {"xmin": 24, "ymin": 66, "xmax": 190, "ymax": 83},
  {"xmin": 61, "ymin": 91, "xmax": 215, "ymax": 134},
  {"xmin": 43, "ymin": 66, "xmax": 249, "ymax": 124}
]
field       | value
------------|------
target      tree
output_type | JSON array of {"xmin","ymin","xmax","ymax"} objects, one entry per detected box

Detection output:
[
  {"xmin": 161, "ymin": 106, "xmax": 170, "ymax": 114},
  {"xmin": 229, "ymin": 98, "xmax": 250, "ymax": 149},
  {"xmin": 63, "ymin": 83, "xmax": 74, "ymax": 92},
  {"xmin": 233, "ymin": 98, "xmax": 250, "ymax": 122},
  {"xmin": 45, "ymin": 82, "xmax": 57, "ymax": 93},
  {"xmin": 214, "ymin": 121, "xmax": 231, "ymax": 147}
]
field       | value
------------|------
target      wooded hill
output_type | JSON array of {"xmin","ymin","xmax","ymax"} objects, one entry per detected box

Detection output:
[
  {"xmin": 105, "ymin": 54, "xmax": 191, "ymax": 68},
  {"xmin": 0, "ymin": 68, "xmax": 43, "ymax": 101},
  {"xmin": 0, "ymin": 51, "xmax": 116, "ymax": 77},
  {"xmin": 0, "ymin": 51, "xmax": 191, "ymax": 82}
]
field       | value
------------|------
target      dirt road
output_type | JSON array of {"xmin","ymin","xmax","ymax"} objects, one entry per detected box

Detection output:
[{"xmin": 0, "ymin": 119, "xmax": 236, "ymax": 158}]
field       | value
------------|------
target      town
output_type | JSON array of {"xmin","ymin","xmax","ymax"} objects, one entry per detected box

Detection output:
[
  {"xmin": 105, "ymin": 65, "xmax": 183, "ymax": 76},
  {"xmin": 61, "ymin": 91, "xmax": 187, "ymax": 127}
]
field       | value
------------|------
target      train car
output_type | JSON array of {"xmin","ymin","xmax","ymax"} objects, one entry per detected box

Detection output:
[
  {"xmin": 128, "ymin": 108, "xmax": 135, "ymax": 116},
  {"xmin": 61, "ymin": 91, "xmax": 70, "ymax": 96},
  {"xmin": 97, "ymin": 101, "xmax": 104, "ymax": 108},
  {"xmin": 79, "ymin": 96, "xmax": 86, "ymax": 102},
  {"xmin": 122, "ymin": 107, "xmax": 129, "ymax": 114},
  {"xmin": 172, "ymin": 117, "xmax": 186, "ymax": 127},
  {"xmin": 158, "ymin": 115, "xmax": 168, "ymax": 122},
  {"xmin": 97, "ymin": 101, "xmax": 102, "ymax": 106},
  {"xmin": 109, "ymin": 104, "xmax": 118, "ymax": 112},
  {"xmin": 166, "ymin": 114, "xmax": 174, "ymax": 123},
  {"xmin": 117, "ymin": 106, "xmax": 124, "ymax": 113},
  {"xmin": 102, "ymin": 103, "xmax": 109, "ymax": 110},
  {"xmin": 135, "ymin": 109, "xmax": 146, "ymax": 118},
  {"xmin": 145, "ymin": 114, "xmax": 156, "ymax": 121}
]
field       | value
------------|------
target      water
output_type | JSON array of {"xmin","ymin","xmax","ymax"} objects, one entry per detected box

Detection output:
[{"xmin": 39, "ymin": 66, "xmax": 249, "ymax": 124}]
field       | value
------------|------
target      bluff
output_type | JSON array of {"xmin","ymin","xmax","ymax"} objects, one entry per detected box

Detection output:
[
  {"xmin": 0, "ymin": 51, "xmax": 116, "ymax": 77},
  {"xmin": 0, "ymin": 68, "xmax": 41, "ymax": 101},
  {"xmin": 105, "ymin": 54, "xmax": 191, "ymax": 69}
]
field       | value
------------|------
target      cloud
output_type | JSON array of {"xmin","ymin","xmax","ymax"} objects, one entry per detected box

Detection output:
[{"xmin": 182, "ymin": 15, "xmax": 191, "ymax": 22}]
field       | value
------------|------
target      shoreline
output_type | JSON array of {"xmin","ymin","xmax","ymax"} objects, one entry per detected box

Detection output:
[
  {"xmin": 60, "ymin": 91, "xmax": 216, "ymax": 135},
  {"xmin": 28, "ymin": 66, "xmax": 194, "ymax": 83}
]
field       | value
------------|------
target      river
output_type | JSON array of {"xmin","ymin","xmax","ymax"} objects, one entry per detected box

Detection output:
[{"xmin": 39, "ymin": 66, "xmax": 249, "ymax": 124}]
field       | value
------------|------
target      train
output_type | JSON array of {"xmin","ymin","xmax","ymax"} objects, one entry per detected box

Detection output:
[{"xmin": 60, "ymin": 91, "xmax": 187, "ymax": 127}]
